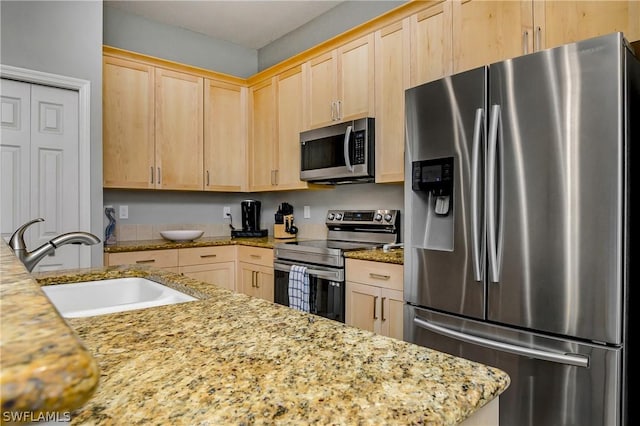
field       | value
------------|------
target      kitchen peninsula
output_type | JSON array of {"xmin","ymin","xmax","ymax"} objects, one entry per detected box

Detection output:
[{"xmin": 1, "ymin": 241, "xmax": 509, "ymax": 424}]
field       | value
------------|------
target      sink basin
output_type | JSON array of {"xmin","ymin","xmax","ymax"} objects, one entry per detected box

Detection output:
[{"xmin": 41, "ymin": 277, "xmax": 197, "ymax": 318}]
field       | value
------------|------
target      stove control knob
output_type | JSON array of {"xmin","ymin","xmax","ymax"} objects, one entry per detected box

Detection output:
[
  {"xmin": 374, "ymin": 213, "xmax": 383, "ymax": 221},
  {"xmin": 328, "ymin": 213, "xmax": 335, "ymax": 220},
  {"xmin": 384, "ymin": 213, "xmax": 393, "ymax": 222},
  {"xmin": 335, "ymin": 213, "xmax": 343, "ymax": 221}
]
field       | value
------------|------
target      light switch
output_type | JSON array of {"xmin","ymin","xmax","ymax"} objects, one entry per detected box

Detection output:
[
  {"xmin": 119, "ymin": 205, "xmax": 129, "ymax": 219},
  {"xmin": 223, "ymin": 206, "xmax": 231, "ymax": 218},
  {"xmin": 304, "ymin": 206, "xmax": 311, "ymax": 219}
]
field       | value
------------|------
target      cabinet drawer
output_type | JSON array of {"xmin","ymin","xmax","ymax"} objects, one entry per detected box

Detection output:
[
  {"xmin": 346, "ymin": 258, "xmax": 403, "ymax": 291},
  {"xmin": 105, "ymin": 249, "xmax": 178, "ymax": 268},
  {"xmin": 236, "ymin": 246, "xmax": 273, "ymax": 267},
  {"xmin": 178, "ymin": 245, "xmax": 236, "ymax": 266}
]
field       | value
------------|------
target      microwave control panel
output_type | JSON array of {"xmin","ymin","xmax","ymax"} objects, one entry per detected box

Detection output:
[{"xmin": 353, "ymin": 131, "xmax": 366, "ymax": 164}]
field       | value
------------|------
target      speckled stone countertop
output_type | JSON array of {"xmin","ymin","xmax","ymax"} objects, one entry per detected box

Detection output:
[
  {"xmin": 344, "ymin": 248, "xmax": 404, "ymax": 264},
  {"xmin": 103, "ymin": 236, "xmax": 282, "ymax": 253},
  {"xmin": 105, "ymin": 236, "xmax": 404, "ymax": 264},
  {"xmin": 0, "ymin": 241, "xmax": 99, "ymax": 418},
  {"xmin": 29, "ymin": 266, "xmax": 509, "ymax": 425}
]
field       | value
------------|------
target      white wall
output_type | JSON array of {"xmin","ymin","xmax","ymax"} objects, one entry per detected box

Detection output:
[{"xmin": 1, "ymin": 0, "xmax": 104, "ymax": 266}]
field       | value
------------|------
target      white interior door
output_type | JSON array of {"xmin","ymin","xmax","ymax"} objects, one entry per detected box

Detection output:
[{"xmin": 1, "ymin": 78, "xmax": 81, "ymax": 272}]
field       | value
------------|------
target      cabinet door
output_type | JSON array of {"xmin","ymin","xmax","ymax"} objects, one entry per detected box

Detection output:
[
  {"xmin": 307, "ymin": 51, "xmax": 337, "ymax": 129},
  {"xmin": 380, "ymin": 288, "xmax": 404, "ymax": 340},
  {"xmin": 452, "ymin": 0, "xmax": 532, "ymax": 73},
  {"xmin": 346, "ymin": 281, "xmax": 380, "ymax": 334},
  {"xmin": 237, "ymin": 261, "xmax": 273, "ymax": 301},
  {"xmin": 103, "ymin": 56, "xmax": 155, "ymax": 189},
  {"xmin": 249, "ymin": 78, "xmax": 277, "ymax": 191},
  {"xmin": 180, "ymin": 262, "xmax": 236, "ymax": 292},
  {"xmin": 535, "ymin": 0, "xmax": 640, "ymax": 51},
  {"xmin": 410, "ymin": 1, "xmax": 453, "ymax": 87},
  {"xmin": 276, "ymin": 65, "xmax": 308, "ymax": 190},
  {"xmin": 338, "ymin": 33, "xmax": 375, "ymax": 121},
  {"xmin": 204, "ymin": 79, "xmax": 247, "ymax": 192},
  {"xmin": 375, "ymin": 20, "xmax": 410, "ymax": 184},
  {"xmin": 155, "ymin": 68, "xmax": 204, "ymax": 190}
]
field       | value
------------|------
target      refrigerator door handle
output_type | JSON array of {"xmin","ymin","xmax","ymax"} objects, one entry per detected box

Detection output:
[
  {"xmin": 471, "ymin": 108, "xmax": 485, "ymax": 281},
  {"xmin": 487, "ymin": 104, "xmax": 503, "ymax": 283},
  {"xmin": 413, "ymin": 317, "xmax": 590, "ymax": 368}
]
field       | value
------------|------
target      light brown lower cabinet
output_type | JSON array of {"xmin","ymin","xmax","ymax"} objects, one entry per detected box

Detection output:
[
  {"xmin": 236, "ymin": 246, "xmax": 274, "ymax": 302},
  {"xmin": 346, "ymin": 258, "xmax": 404, "ymax": 340},
  {"xmin": 104, "ymin": 249, "xmax": 179, "ymax": 273},
  {"xmin": 178, "ymin": 246, "xmax": 236, "ymax": 291}
]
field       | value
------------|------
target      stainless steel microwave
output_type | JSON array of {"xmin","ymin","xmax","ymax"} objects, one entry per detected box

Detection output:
[{"xmin": 300, "ymin": 117, "xmax": 375, "ymax": 184}]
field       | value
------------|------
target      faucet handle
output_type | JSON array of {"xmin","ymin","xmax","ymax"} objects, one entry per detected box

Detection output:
[{"xmin": 8, "ymin": 218, "xmax": 44, "ymax": 250}]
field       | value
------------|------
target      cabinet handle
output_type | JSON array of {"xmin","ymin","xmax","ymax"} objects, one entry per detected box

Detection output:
[
  {"xmin": 251, "ymin": 271, "xmax": 255, "ymax": 287},
  {"xmin": 157, "ymin": 167, "xmax": 161, "ymax": 184},
  {"xmin": 369, "ymin": 273, "xmax": 390, "ymax": 280},
  {"xmin": 522, "ymin": 30, "xmax": 529, "ymax": 54},
  {"xmin": 250, "ymin": 254, "xmax": 261, "ymax": 259},
  {"xmin": 336, "ymin": 100, "xmax": 342, "ymax": 120},
  {"xmin": 535, "ymin": 26, "xmax": 542, "ymax": 51},
  {"xmin": 206, "ymin": 170, "xmax": 210, "ymax": 186},
  {"xmin": 381, "ymin": 297, "xmax": 386, "ymax": 321},
  {"xmin": 255, "ymin": 271, "xmax": 260, "ymax": 288},
  {"xmin": 331, "ymin": 101, "xmax": 335, "ymax": 121},
  {"xmin": 200, "ymin": 254, "xmax": 217, "ymax": 258},
  {"xmin": 270, "ymin": 170, "xmax": 275, "ymax": 185},
  {"xmin": 135, "ymin": 259, "xmax": 156, "ymax": 264},
  {"xmin": 150, "ymin": 166, "xmax": 154, "ymax": 184},
  {"xmin": 274, "ymin": 169, "xmax": 279, "ymax": 186},
  {"xmin": 373, "ymin": 296, "xmax": 378, "ymax": 320}
]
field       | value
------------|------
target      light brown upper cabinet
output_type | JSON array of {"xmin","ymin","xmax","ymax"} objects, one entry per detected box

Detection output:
[
  {"xmin": 155, "ymin": 68, "xmax": 204, "ymax": 190},
  {"xmin": 103, "ymin": 56, "xmax": 155, "ymax": 189},
  {"xmin": 410, "ymin": 0, "xmax": 453, "ymax": 87},
  {"xmin": 305, "ymin": 34, "xmax": 375, "ymax": 130},
  {"xmin": 533, "ymin": 1, "xmax": 640, "ymax": 52},
  {"xmin": 204, "ymin": 79, "xmax": 247, "ymax": 192},
  {"xmin": 451, "ymin": 0, "xmax": 531, "ymax": 73},
  {"xmin": 248, "ymin": 77, "xmax": 277, "ymax": 191},
  {"xmin": 103, "ymin": 55, "xmax": 204, "ymax": 190},
  {"xmin": 374, "ymin": 19, "xmax": 410, "ymax": 184},
  {"xmin": 452, "ymin": 0, "xmax": 640, "ymax": 74},
  {"xmin": 248, "ymin": 66, "xmax": 311, "ymax": 191}
]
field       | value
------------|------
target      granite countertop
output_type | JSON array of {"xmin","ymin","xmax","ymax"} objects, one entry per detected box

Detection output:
[
  {"xmin": 3, "ymin": 239, "xmax": 508, "ymax": 424},
  {"xmin": 103, "ymin": 236, "xmax": 285, "ymax": 253},
  {"xmin": 105, "ymin": 236, "xmax": 404, "ymax": 264},
  {"xmin": 0, "ymin": 242, "xmax": 99, "ymax": 419}
]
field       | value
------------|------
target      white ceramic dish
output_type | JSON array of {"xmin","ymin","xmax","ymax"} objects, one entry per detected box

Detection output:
[{"xmin": 160, "ymin": 230, "xmax": 204, "ymax": 242}]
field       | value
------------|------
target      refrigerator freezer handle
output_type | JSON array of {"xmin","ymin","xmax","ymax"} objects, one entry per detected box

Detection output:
[
  {"xmin": 487, "ymin": 104, "xmax": 503, "ymax": 283},
  {"xmin": 343, "ymin": 125, "xmax": 354, "ymax": 172},
  {"xmin": 471, "ymin": 108, "xmax": 485, "ymax": 281},
  {"xmin": 413, "ymin": 317, "xmax": 589, "ymax": 368}
]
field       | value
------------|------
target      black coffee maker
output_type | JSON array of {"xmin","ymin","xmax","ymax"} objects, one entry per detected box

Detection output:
[{"xmin": 231, "ymin": 199, "xmax": 268, "ymax": 238}]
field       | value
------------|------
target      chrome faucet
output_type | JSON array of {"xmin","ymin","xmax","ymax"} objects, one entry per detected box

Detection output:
[{"xmin": 8, "ymin": 218, "xmax": 101, "ymax": 272}]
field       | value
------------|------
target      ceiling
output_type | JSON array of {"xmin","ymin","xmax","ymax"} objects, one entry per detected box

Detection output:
[{"xmin": 105, "ymin": 1, "xmax": 345, "ymax": 50}]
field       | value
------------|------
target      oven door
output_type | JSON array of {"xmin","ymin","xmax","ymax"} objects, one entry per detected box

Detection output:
[{"xmin": 274, "ymin": 260, "xmax": 345, "ymax": 323}]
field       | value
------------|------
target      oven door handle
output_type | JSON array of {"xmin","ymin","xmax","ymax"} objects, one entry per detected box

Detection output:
[{"xmin": 274, "ymin": 261, "xmax": 343, "ymax": 281}]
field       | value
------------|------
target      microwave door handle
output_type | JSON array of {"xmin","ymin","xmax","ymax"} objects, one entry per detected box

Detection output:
[{"xmin": 343, "ymin": 125, "xmax": 354, "ymax": 172}]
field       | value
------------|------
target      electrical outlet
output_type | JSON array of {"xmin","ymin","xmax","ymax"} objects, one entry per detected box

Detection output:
[
  {"xmin": 223, "ymin": 206, "xmax": 231, "ymax": 218},
  {"xmin": 119, "ymin": 205, "xmax": 129, "ymax": 219},
  {"xmin": 304, "ymin": 205, "xmax": 311, "ymax": 219}
]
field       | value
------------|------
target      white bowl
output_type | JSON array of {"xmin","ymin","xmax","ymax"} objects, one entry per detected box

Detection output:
[{"xmin": 160, "ymin": 230, "xmax": 204, "ymax": 242}]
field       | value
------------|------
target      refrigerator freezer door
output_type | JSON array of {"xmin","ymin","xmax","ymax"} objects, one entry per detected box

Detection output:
[
  {"xmin": 404, "ymin": 66, "xmax": 487, "ymax": 319},
  {"xmin": 487, "ymin": 33, "xmax": 625, "ymax": 344},
  {"xmin": 406, "ymin": 306, "xmax": 622, "ymax": 426}
]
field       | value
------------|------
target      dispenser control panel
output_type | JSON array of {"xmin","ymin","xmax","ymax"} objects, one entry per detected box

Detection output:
[{"xmin": 412, "ymin": 157, "xmax": 454, "ymax": 195}]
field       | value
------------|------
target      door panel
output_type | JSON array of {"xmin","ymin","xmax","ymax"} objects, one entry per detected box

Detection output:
[
  {"xmin": 487, "ymin": 34, "xmax": 624, "ymax": 344},
  {"xmin": 406, "ymin": 306, "xmax": 622, "ymax": 426},
  {"xmin": 404, "ymin": 66, "xmax": 487, "ymax": 319}
]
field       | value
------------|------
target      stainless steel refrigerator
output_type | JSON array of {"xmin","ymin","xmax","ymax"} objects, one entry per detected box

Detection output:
[{"xmin": 403, "ymin": 33, "xmax": 638, "ymax": 426}]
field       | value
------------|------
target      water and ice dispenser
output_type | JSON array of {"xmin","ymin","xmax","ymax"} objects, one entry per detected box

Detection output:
[{"xmin": 411, "ymin": 157, "xmax": 454, "ymax": 251}]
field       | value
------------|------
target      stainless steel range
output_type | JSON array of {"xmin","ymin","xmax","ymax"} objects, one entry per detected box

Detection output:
[{"xmin": 273, "ymin": 209, "xmax": 400, "ymax": 322}]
